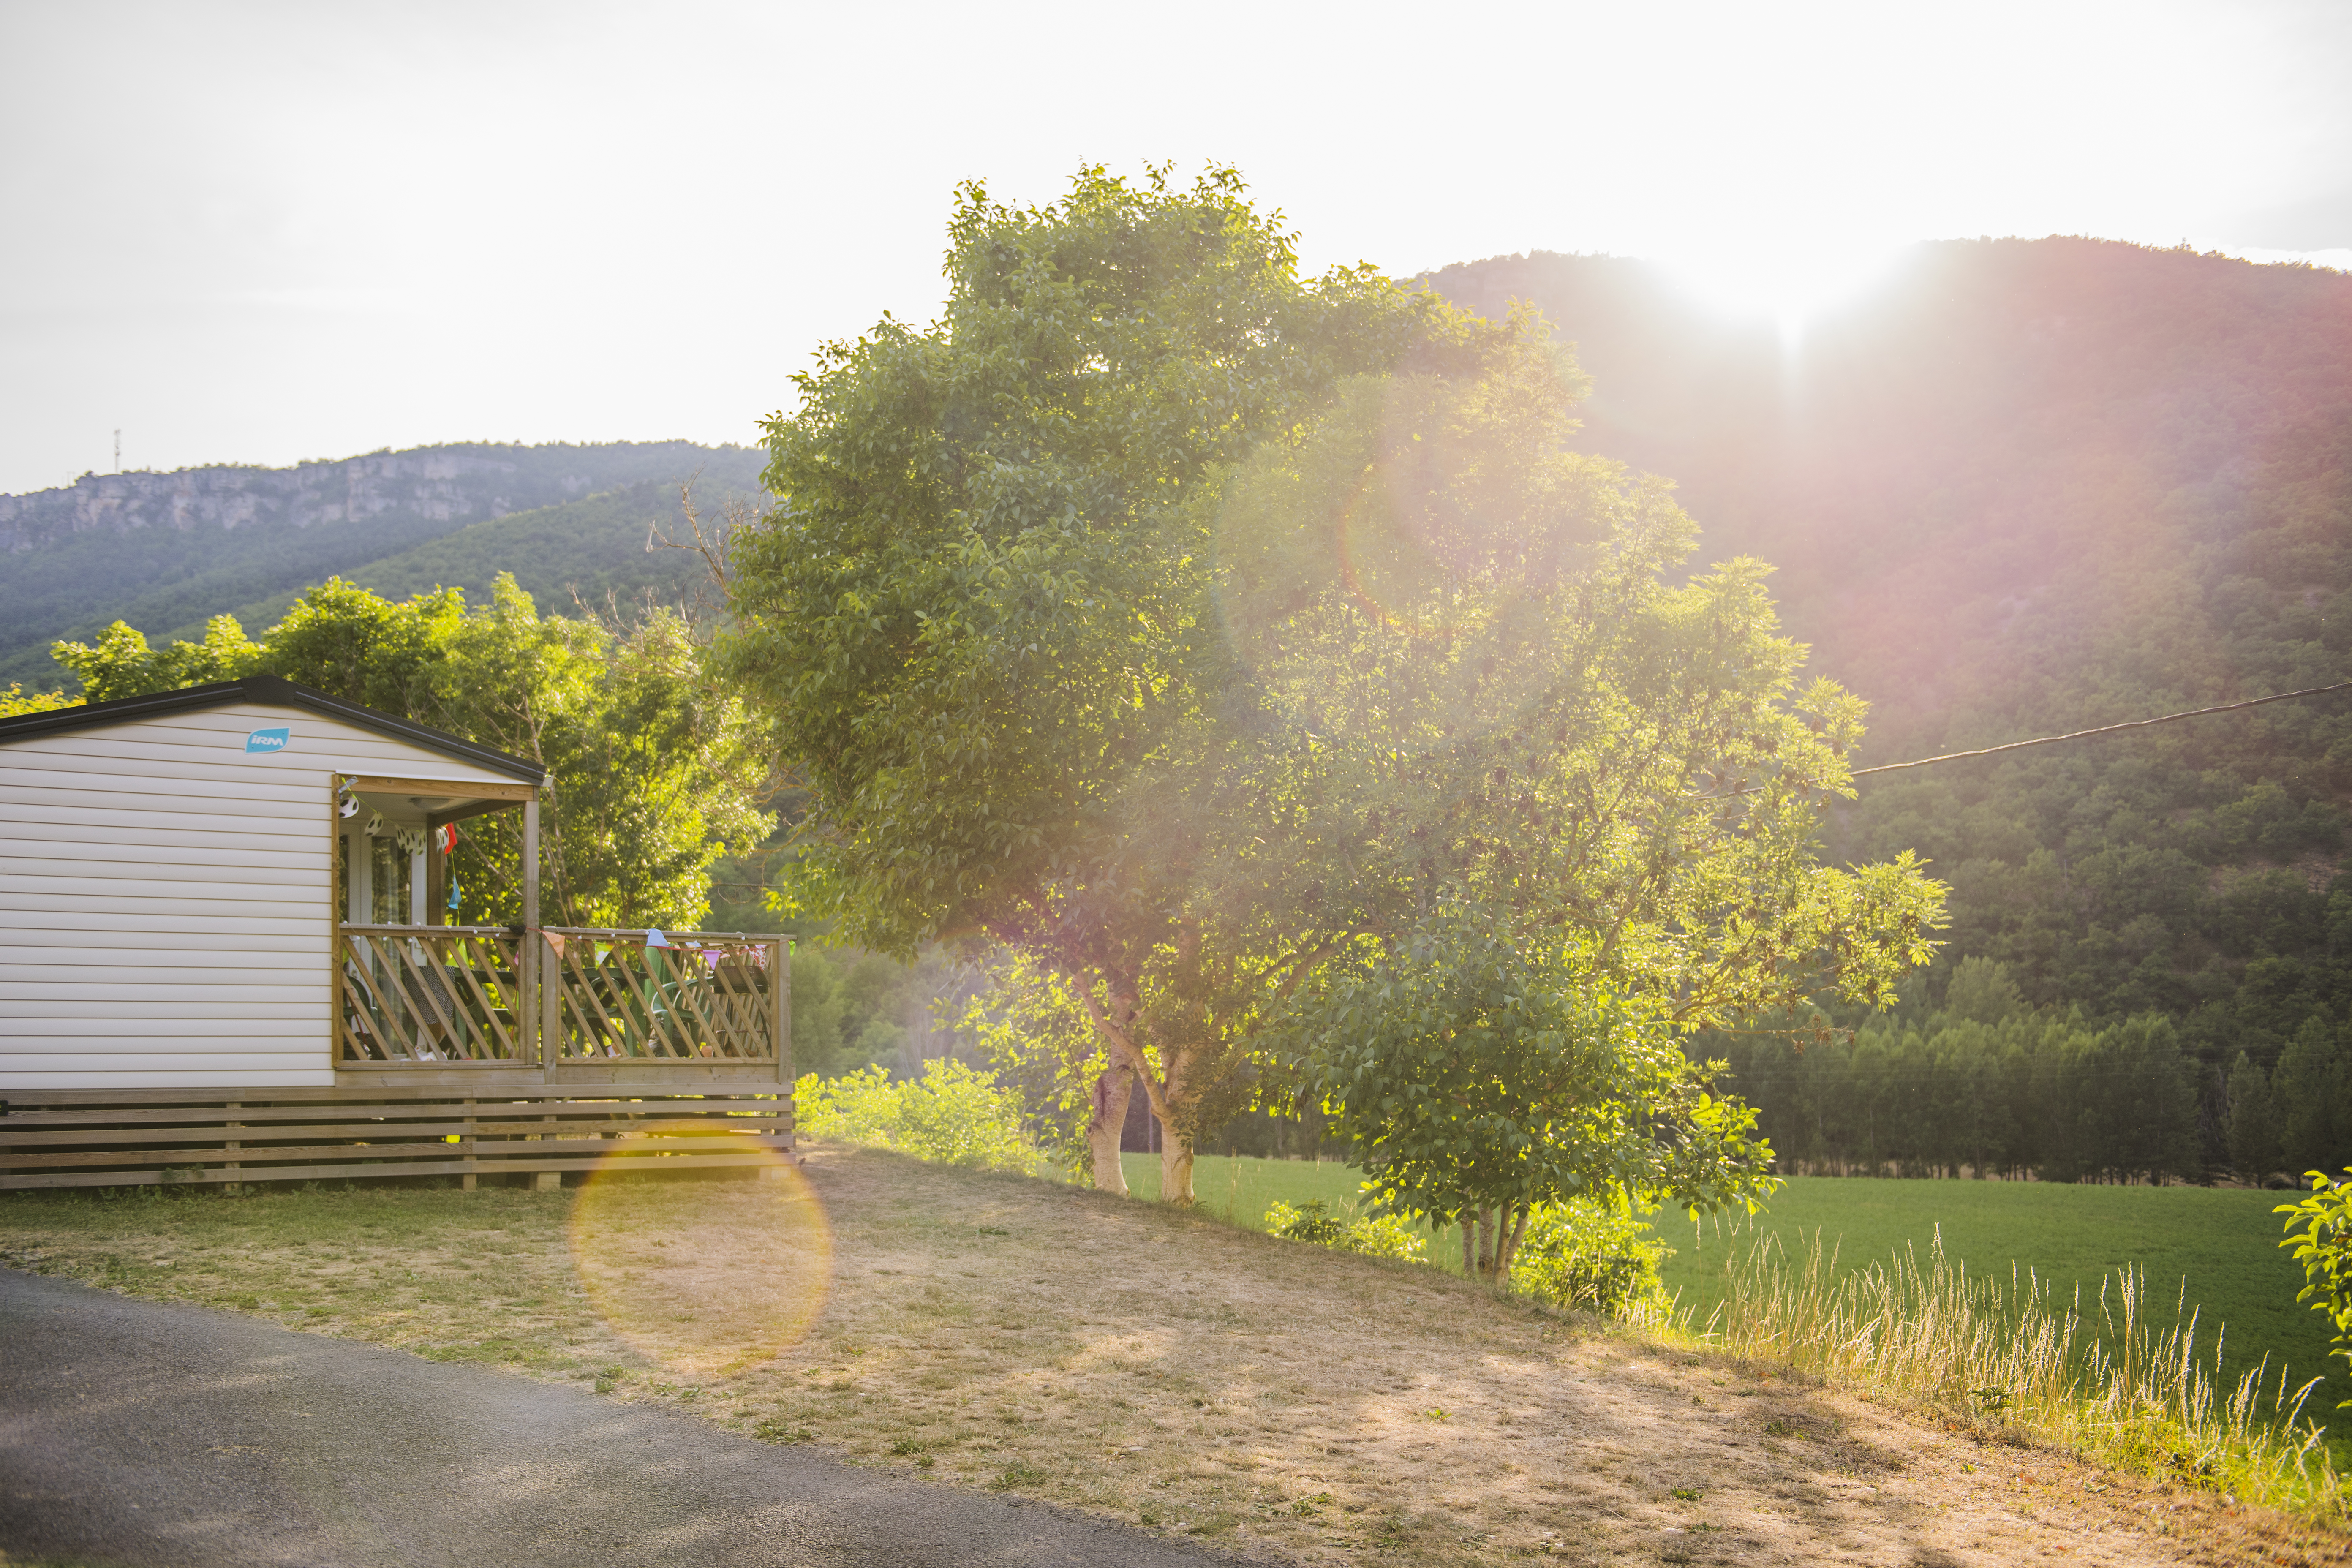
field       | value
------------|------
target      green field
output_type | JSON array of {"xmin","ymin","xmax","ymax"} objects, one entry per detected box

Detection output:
[
  {"xmin": 1133, "ymin": 1155, "xmax": 2338, "ymax": 1410},
  {"xmin": 1656, "ymin": 1177, "xmax": 2337, "ymax": 1405}
]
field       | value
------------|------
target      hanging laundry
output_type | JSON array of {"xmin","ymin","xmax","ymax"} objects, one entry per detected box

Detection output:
[
  {"xmin": 446, "ymin": 879, "xmax": 462, "ymax": 912},
  {"xmin": 435, "ymin": 822, "xmax": 460, "ymax": 854}
]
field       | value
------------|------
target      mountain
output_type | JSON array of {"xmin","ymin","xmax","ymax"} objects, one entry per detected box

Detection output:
[
  {"xmin": 0, "ymin": 441, "xmax": 767, "ymax": 688},
  {"xmin": 1426, "ymin": 240, "xmax": 2352, "ymax": 1072}
]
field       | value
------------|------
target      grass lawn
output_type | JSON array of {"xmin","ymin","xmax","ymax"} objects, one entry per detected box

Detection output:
[
  {"xmin": 1147, "ymin": 1156, "xmax": 2340, "ymax": 1416},
  {"xmin": 1122, "ymin": 1152, "xmax": 1370, "ymax": 1226},
  {"xmin": 0, "ymin": 1151, "xmax": 2334, "ymax": 1565}
]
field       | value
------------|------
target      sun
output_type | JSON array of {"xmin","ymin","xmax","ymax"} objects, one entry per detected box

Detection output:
[{"xmin": 1655, "ymin": 240, "xmax": 1909, "ymax": 338}]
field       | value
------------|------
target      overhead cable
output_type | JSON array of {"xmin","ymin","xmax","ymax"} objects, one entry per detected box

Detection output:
[{"xmin": 1848, "ymin": 679, "xmax": 2352, "ymax": 780}]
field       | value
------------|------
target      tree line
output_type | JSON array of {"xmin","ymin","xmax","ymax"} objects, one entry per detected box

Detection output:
[{"xmin": 1699, "ymin": 956, "xmax": 2352, "ymax": 1185}]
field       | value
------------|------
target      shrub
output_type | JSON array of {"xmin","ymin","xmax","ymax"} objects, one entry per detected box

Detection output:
[
  {"xmin": 1265, "ymin": 1199, "xmax": 1429, "ymax": 1263},
  {"xmin": 1342, "ymin": 1212, "xmax": 1429, "ymax": 1262},
  {"xmin": 1509, "ymin": 1202, "xmax": 1673, "ymax": 1318},
  {"xmin": 1266, "ymin": 1198, "xmax": 1345, "ymax": 1246},
  {"xmin": 795, "ymin": 1060, "xmax": 1048, "ymax": 1176}
]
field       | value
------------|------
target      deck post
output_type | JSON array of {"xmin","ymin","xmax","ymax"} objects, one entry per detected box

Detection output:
[
  {"xmin": 522, "ymin": 793, "xmax": 542, "ymax": 1075},
  {"xmin": 776, "ymin": 936, "xmax": 793, "ymax": 1150}
]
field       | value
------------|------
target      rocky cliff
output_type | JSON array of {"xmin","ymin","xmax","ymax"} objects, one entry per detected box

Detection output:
[
  {"xmin": 0, "ymin": 441, "xmax": 732, "ymax": 554},
  {"xmin": 0, "ymin": 440, "xmax": 767, "ymax": 689}
]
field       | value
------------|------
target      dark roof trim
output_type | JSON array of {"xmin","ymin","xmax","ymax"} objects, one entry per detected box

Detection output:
[{"xmin": 0, "ymin": 675, "xmax": 546, "ymax": 784}]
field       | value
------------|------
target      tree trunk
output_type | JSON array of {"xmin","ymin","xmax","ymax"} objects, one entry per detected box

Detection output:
[
  {"xmin": 1160, "ymin": 1121, "xmax": 1196, "ymax": 1206},
  {"xmin": 1087, "ymin": 1067, "xmax": 1133, "ymax": 1195},
  {"xmin": 1477, "ymin": 1208, "xmax": 1496, "ymax": 1281},
  {"xmin": 1496, "ymin": 1203, "xmax": 1531, "ymax": 1281},
  {"xmin": 1461, "ymin": 1217, "xmax": 1475, "ymax": 1277}
]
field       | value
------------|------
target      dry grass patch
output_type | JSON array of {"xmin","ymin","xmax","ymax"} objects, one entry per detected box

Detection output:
[{"xmin": 4, "ymin": 1146, "xmax": 2347, "ymax": 1566}]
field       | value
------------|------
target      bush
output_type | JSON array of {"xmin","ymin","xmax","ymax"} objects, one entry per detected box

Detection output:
[
  {"xmin": 794, "ymin": 1060, "xmax": 1048, "ymax": 1176},
  {"xmin": 1509, "ymin": 1203, "xmax": 1673, "ymax": 1318},
  {"xmin": 1265, "ymin": 1199, "xmax": 1429, "ymax": 1263}
]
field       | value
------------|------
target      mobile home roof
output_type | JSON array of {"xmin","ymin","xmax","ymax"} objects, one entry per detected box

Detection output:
[{"xmin": 0, "ymin": 675, "xmax": 545, "ymax": 784}]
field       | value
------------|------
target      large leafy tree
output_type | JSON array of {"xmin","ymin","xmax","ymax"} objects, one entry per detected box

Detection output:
[
  {"xmin": 726, "ymin": 165, "xmax": 1489, "ymax": 1193},
  {"xmin": 730, "ymin": 166, "xmax": 1945, "ymax": 1203}
]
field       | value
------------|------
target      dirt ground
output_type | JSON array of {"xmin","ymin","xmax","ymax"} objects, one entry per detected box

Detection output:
[{"xmin": 4, "ymin": 1143, "xmax": 2346, "ymax": 1567}]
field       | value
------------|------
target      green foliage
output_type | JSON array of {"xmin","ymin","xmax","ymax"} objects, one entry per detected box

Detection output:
[
  {"xmin": 1700, "ymin": 1006, "xmax": 2204, "ymax": 1184},
  {"xmin": 0, "ymin": 684, "xmax": 71, "ymax": 716},
  {"xmin": 1263, "ymin": 1198, "xmax": 1429, "ymax": 1262},
  {"xmin": 1284, "ymin": 902, "xmax": 1781, "ymax": 1233},
  {"xmin": 1216, "ymin": 327, "xmax": 1946, "ymax": 1029},
  {"xmin": 2230, "ymin": 1051, "xmax": 2285, "ymax": 1185},
  {"xmin": 793, "ymin": 1061, "xmax": 1048, "ymax": 1176},
  {"xmin": 2277, "ymin": 1168, "xmax": 2352, "ymax": 1404},
  {"xmin": 1508, "ymin": 1202, "xmax": 1673, "ymax": 1318},
  {"xmin": 49, "ymin": 574, "xmax": 769, "ymax": 929},
  {"xmin": 959, "ymin": 953, "xmax": 1105, "ymax": 1174},
  {"xmin": 52, "ymin": 613, "xmax": 264, "ymax": 701},
  {"xmin": 2274, "ymin": 1019, "xmax": 2352, "ymax": 1180},
  {"xmin": 1264, "ymin": 1197, "xmax": 1346, "ymax": 1246}
]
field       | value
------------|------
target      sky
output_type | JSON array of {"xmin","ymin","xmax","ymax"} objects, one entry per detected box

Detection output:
[{"xmin": 2, "ymin": 0, "xmax": 2348, "ymax": 497}]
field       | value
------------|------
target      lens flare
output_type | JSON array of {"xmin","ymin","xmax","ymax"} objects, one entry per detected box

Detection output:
[{"xmin": 567, "ymin": 1124, "xmax": 832, "ymax": 1377}]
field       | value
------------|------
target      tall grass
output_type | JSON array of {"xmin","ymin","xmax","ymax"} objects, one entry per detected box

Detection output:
[{"xmin": 1686, "ymin": 1227, "xmax": 2345, "ymax": 1520}]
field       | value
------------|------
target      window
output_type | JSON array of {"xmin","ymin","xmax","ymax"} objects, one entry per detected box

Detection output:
[{"xmin": 370, "ymin": 833, "xmax": 413, "ymax": 925}]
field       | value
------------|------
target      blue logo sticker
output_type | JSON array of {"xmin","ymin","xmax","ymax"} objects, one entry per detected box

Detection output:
[{"xmin": 245, "ymin": 727, "xmax": 291, "ymax": 754}]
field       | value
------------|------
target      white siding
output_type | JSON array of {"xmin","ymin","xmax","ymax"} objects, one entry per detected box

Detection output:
[{"xmin": 0, "ymin": 702, "xmax": 528, "ymax": 1089}]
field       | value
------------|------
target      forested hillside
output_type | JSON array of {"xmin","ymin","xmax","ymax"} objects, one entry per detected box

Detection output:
[
  {"xmin": 1429, "ymin": 240, "xmax": 2352, "ymax": 1170},
  {"xmin": 198, "ymin": 474, "xmax": 765, "ymax": 640},
  {"xmin": 0, "ymin": 440, "xmax": 763, "ymax": 688}
]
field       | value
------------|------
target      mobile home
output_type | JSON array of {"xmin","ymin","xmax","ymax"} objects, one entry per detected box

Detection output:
[{"xmin": 0, "ymin": 675, "xmax": 790, "ymax": 1188}]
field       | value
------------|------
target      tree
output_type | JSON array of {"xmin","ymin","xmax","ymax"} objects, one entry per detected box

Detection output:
[
  {"xmin": 1280, "ymin": 901, "xmax": 1778, "ymax": 1283},
  {"xmin": 2227, "ymin": 1051, "xmax": 2281, "ymax": 1185},
  {"xmin": 53, "ymin": 613, "xmax": 264, "ymax": 701},
  {"xmin": 727, "ymin": 166, "xmax": 1945, "ymax": 1203},
  {"xmin": 2275, "ymin": 1018, "xmax": 2352, "ymax": 1179},
  {"xmin": 725, "ymin": 165, "xmax": 1489, "ymax": 1197}
]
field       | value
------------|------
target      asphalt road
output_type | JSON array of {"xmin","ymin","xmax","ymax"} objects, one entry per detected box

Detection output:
[{"xmin": 0, "ymin": 1268, "xmax": 1242, "ymax": 1568}]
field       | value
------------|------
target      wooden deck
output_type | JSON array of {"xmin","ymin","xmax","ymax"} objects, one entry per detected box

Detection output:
[
  {"xmin": 0, "ymin": 1086, "xmax": 793, "ymax": 1190},
  {"xmin": 0, "ymin": 926, "xmax": 795, "ymax": 1191}
]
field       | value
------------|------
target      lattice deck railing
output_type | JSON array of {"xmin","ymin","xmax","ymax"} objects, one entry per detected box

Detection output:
[
  {"xmin": 335, "ymin": 926, "xmax": 787, "ymax": 1071},
  {"xmin": 544, "ymin": 929, "xmax": 781, "ymax": 1065},
  {"xmin": 339, "ymin": 926, "xmax": 529, "ymax": 1063}
]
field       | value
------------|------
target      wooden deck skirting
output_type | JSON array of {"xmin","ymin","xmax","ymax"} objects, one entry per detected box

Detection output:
[{"xmin": 0, "ymin": 1087, "xmax": 795, "ymax": 1191}]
